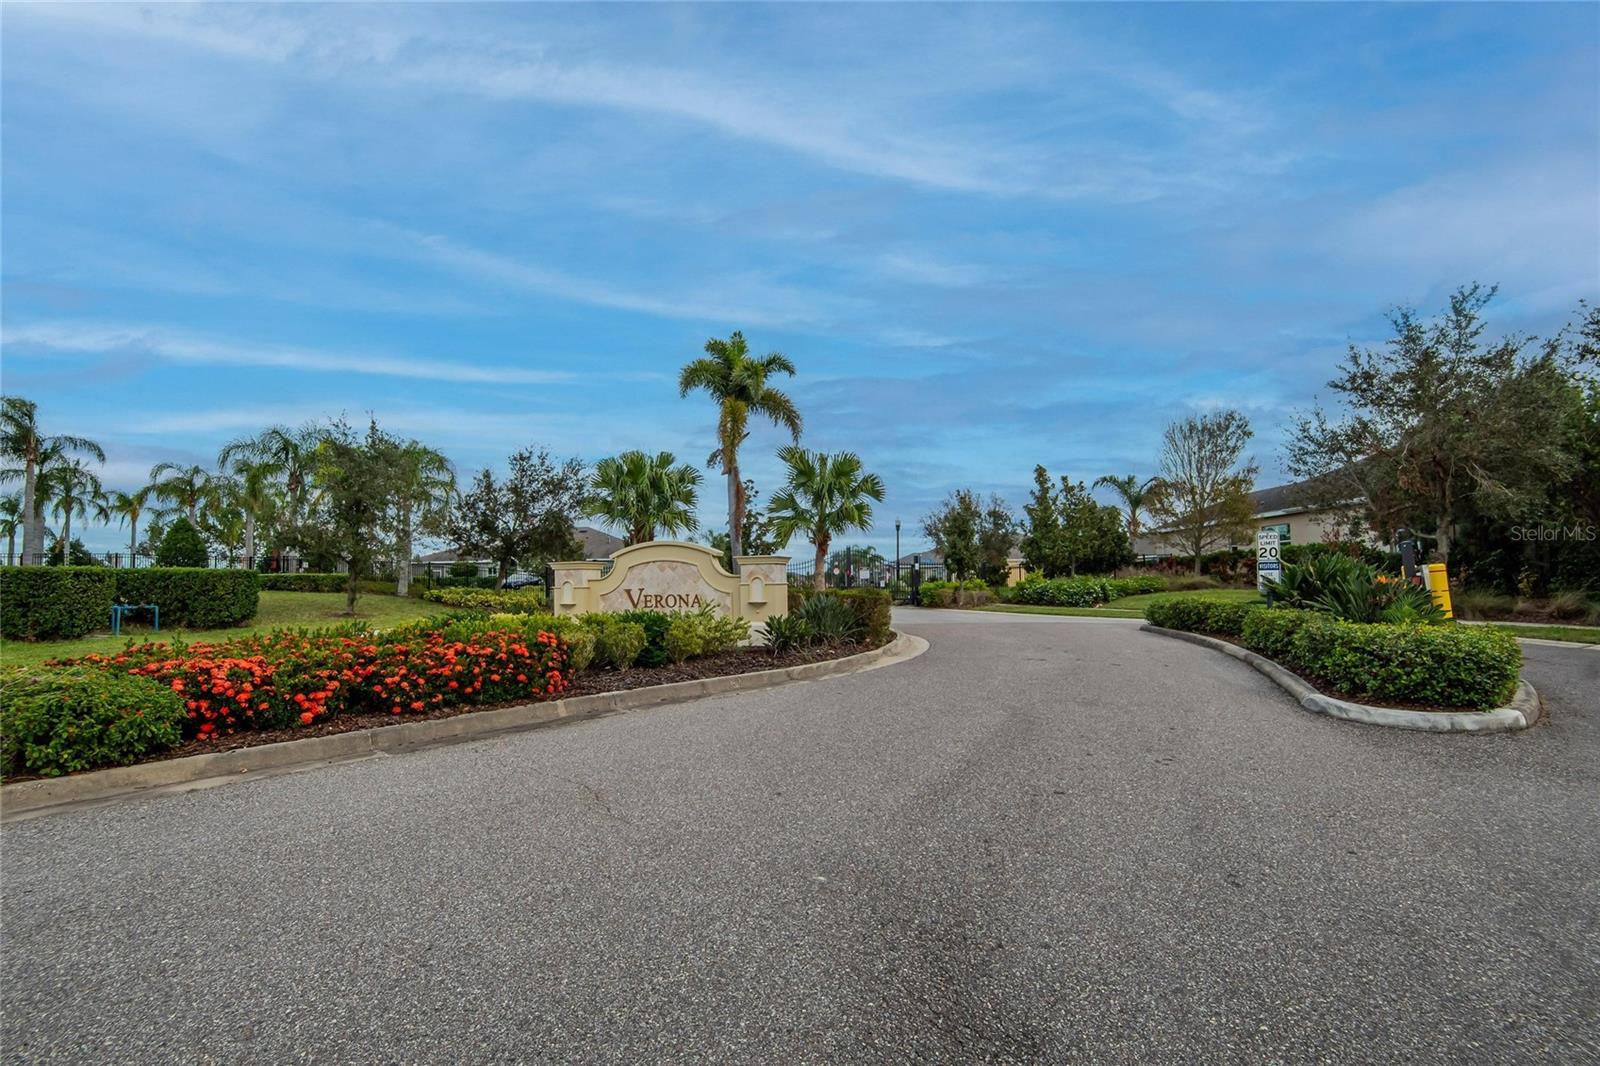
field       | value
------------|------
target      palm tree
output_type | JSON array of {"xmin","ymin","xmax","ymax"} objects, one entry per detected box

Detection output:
[
  {"xmin": 678, "ymin": 332, "xmax": 802, "ymax": 564},
  {"xmin": 390, "ymin": 441, "xmax": 455, "ymax": 596},
  {"xmin": 215, "ymin": 452, "xmax": 284, "ymax": 568},
  {"xmin": 220, "ymin": 423, "xmax": 322, "ymax": 530},
  {"xmin": 147, "ymin": 462, "xmax": 216, "ymax": 524},
  {"xmin": 768, "ymin": 446, "xmax": 886, "ymax": 591},
  {"xmin": 0, "ymin": 396, "xmax": 105, "ymax": 565},
  {"xmin": 585, "ymin": 450, "xmax": 702, "ymax": 546},
  {"xmin": 106, "ymin": 486, "xmax": 155, "ymax": 568},
  {"xmin": 43, "ymin": 457, "xmax": 107, "ymax": 563},
  {"xmin": 0, "ymin": 491, "xmax": 22, "ymax": 565},
  {"xmin": 201, "ymin": 480, "xmax": 248, "ymax": 565},
  {"xmin": 1093, "ymin": 473, "xmax": 1161, "ymax": 542}
]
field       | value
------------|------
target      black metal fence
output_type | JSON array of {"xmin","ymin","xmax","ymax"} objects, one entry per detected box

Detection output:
[{"xmin": 6, "ymin": 551, "xmax": 325, "ymax": 571}]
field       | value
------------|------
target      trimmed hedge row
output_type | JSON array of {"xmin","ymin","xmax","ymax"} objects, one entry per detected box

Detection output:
[
  {"xmin": 916, "ymin": 579, "xmax": 995, "ymax": 608},
  {"xmin": 423, "ymin": 587, "xmax": 549, "ymax": 613},
  {"xmin": 258, "ymin": 573, "xmax": 398, "ymax": 595},
  {"xmin": 1144, "ymin": 599, "xmax": 1522, "ymax": 710},
  {"xmin": 0, "ymin": 567, "xmax": 116, "ymax": 640},
  {"xmin": 1010, "ymin": 574, "xmax": 1166, "ymax": 608},
  {"xmin": 114, "ymin": 568, "xmax": 259, "ymax": 629},
  {"xmin": 0, "ymin": 566, "xmax": 260, "ymax": 641}
]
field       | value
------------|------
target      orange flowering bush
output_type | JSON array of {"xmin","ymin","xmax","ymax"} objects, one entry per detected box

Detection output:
[{"xmin": 56, "ymin": 624, "xmax": 569, "ymax": 741}]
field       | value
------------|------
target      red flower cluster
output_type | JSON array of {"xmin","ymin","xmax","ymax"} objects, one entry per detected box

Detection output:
[{"xmin": 62, "ymin": 627, "xmax": 568, "ymax": 741}]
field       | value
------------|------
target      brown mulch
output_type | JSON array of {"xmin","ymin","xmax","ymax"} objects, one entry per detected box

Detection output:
[{"xmin": 62, "ymin": 640, "xmax": 883, "ymax": 772}]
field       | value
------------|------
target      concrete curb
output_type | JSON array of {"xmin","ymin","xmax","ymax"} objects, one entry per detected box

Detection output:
[
  {"xmin": 1140, "ymin": 624, "xmax": 1540, "ymax": 733},
  {"xmin": 1, "ymin": 632, "xmax": 929, "ymax": 821}
]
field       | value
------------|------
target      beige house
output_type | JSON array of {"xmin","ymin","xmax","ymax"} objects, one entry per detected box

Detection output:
[{"xmin": 1132, "ymin": 476, "xmax": 1365, "ymax": 560}]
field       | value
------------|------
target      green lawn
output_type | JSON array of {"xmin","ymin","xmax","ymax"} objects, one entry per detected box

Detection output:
[
  {"xmin": 0, "ymin": 591, "xmax": 448, "ymax": 668},
  {"xmin": 977, "ymin": 587, "xmax": 1263, "ymax": 619},
  {"xmin": 1481, "ymin": 623, "xmax": 1600, "ymax": 645}
]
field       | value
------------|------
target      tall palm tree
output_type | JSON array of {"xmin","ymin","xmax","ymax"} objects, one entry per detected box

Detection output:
[
  {"xmin": 0, "ymin": 491, "xmax": 22, "ymax": 565},
  {"xmin": 1093, "ymin": 473, "xmax": 1161, "ymax": 542},
  {"xmin": 0, "ymin": 396, "xmax": 105, "ymax": 565},
  {"xmin": 768, "ymin": 446, "xmax": 886, "ymax": 591},
  {"xmin": 220, "ymin": 423, "xmax": 322, "ymax": 532},
  {"xmin": 215, "ymin": 452, "xmax": 284, "ymax": 568},
  {"xmin": 43, "ymin": 457, "xmax": 107, "ymax": 563},
  {"xmin": 678, "ymin": 331, "xmax": 802, "ymax": 564},
  {"xmin": 201, "ymin": 479, "xmax": 248, "ymax": 565},
  {"xmin": 585, "ymin": 450, "xmax": 702, "ymax": 547},
  {"xmin": 147, "ymin": 462, "xmax": 215, "ymax": 523},
  {"xmin": 106, "ymin": 486, "xmax": 155, "ymax": 568},
  {"xmin": 389, "ymin": 440, "xmax": 455, "ymax": 596}
]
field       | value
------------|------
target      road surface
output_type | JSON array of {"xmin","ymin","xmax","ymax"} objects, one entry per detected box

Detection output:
[{"xmin": 3, "ymin": 609, "xmax": 1596, "ymax": 1063}]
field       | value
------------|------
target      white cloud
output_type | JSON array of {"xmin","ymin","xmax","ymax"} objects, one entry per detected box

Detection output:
[{"xmin": 2, "ymin": 321, "xmax": 576, "ymax": 387}]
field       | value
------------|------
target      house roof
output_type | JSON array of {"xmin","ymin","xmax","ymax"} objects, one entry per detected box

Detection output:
[
  {"xmin": 574, "ymin": 526, "xmax": 624, "ymax": 559},
  {"xmin": 1247, "ymin": 472, "xmax": 1357, "ymax": 517}
]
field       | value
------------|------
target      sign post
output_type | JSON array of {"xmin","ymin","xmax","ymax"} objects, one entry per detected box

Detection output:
[{"xmin": 1256, "ymin": 529, "xmax": 1282, "ymax": 598}]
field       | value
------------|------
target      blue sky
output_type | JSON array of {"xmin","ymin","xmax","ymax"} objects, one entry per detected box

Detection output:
[{"xmin": 3, "ymin": 2, "xmax": 1597, "ymax": 556}]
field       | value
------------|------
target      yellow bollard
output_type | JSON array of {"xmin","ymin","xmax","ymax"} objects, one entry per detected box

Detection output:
[{"xmin": 1423, "ymin": 562, "xmax": 1454, "ymax": 619}]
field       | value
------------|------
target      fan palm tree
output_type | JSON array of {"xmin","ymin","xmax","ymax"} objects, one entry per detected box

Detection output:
[
  {"xmin": 768, "ymin": 446, "xmax": 886, "ymax": 591},
  {"xmin": 585, "ymin": 450, "xmax": 702, "ymax": 546},
  {"xmin": 43, "ymin": 457, "xmax": 107, "ymax": 563},
  {"xmin": 106, "ymin": 486, "xmax": 155, "ymax": 568},
  {"xmin": 1093, "ymin": 473, "xmax": 1162, "ymax": 542},
  {"xmin": 389, "ymin": 440, "xmax": 455, "ymax": 596},
  {"xmin": 0, "ymin": 491, "xmax": 23, "ymax": 565},
  {"xmin": 678, "ymin": 332, "xmax": 802, "ymax": 564},
  {"xmin": 0, "ymin": 396, "xmax": 105, "ymax": 565},
  {"xmin": 147, "ymin": 462, "xmax": 214, "ymax": 523}
]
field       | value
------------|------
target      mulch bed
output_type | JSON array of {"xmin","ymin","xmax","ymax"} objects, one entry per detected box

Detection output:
[{"xmin": 84, "ymin": 639, "xmax": 883, "ymax": 770}]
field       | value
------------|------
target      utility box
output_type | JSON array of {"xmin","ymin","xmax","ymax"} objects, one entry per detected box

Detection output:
[{"xmin": 1423, "ymin": 562, "xmax": 1454, "ymax": 619}]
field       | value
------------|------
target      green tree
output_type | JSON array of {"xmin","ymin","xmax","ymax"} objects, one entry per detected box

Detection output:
[
  {"xmin": 1021, "ymin": 465, "xmax": 1068, "ymax": 577},
  {"xmin": 1092, "ymin": 473, "xmax": 1160, "ymax": 542},
  {"xmin": 1287, "ymin": 285, "xmax": 1592, "ymax": 567},
  {"xmin": 975, "ymin": 495, "xmax": 1017, "ymax": 585},
  {"xmin": 42, "ymin": 457, "xmax": 106, "ymax": 564},
  {"xmin": 389, "ymin": 441, "xmax": 456, "ymax": 596},
  {"xmin": 155, "ymin": 515, "xmax": 208, "ymax": 567},
  {"xmin": 0, "ymin": 396, "xmax": 104, "ymax": 566},
  {"xmin": 147, "ymin": 462, "xmax": 214, "ymax": 524},
  {"xmin": 219, "ymin": 422, "xmax": 325, "ymax": 555},
  {"xmin": 215, "ymin": 450, "xmax": 284, "ymax": 568},
  {"xmin": 1146, "ymin": 410, "xmax": 1259, "ymax": 574},
  {"xmin": 1059, "ymin": 477, "xmax": 1131, "ymax": 575},
  {"xmin": 706, "ymin": 479, "xmax": 780, "ymax": 569},
  {"xmin": 300, "ymin": 420, "xmax": 400, "ymax": 614},
  {"xmin": 678, "ymin": 331, "xmax": 803, "ymax": 563},
  {"xmin": 106, "ymin": 486, "xmax": 155, "ymax": 568},
  {"xmin": 585, "ymin": 450, "xmax": 701, "ymax": 546},
  {"xmin": 768, "ymin": 446, "xmax": 886, "ymax": 591},
  {"xmin": 445, "ymin": 446, "xmax": 588, "ymax": 589},
  {"xmin": 922, "ymin": 489, "xmax": 984, "ymax": 582}
]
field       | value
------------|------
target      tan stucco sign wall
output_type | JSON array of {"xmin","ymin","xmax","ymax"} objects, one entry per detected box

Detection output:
[{"xmin": 548, "ymin": 541, "xmax": 788, "ymax": 634}]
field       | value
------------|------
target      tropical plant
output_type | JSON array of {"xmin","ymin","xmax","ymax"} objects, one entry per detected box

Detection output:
[
  {"xmin": 768, "ymin": 446, "xmax": 885, "ymax": 591},
  {"xmin": 0, "ymin": 396, "xmax": 105, "ymax": 566},
  {"xmin": 585, "ymin": 449, "xmax": 701, "ymax": 546},
  {"xmin": 0, "ymin": 492, "xmax": 22, "ymax": 566},
  {"xmin": 796, "ymin": 593, "xmax": 863, "ymax": 644},
  {"xmin": 1275, "ymin": 555, "xmax": 1445, "ymax": 624},
  {"xmin": 1093, "ymin": 473, "xmax": 1161, "ymax": 541},
  {"xmin": 678, "ymin": 331, "xmax": 803, "ymax": 562},
  {"xmin": 105, "ymin": 486, "xmax": 154, "ymax": 568},
  {"xmin": 214, "ymin": 452, "xmax": 284, "ymax": 568},
  {"xmin": 218, "ymin": 422, "xmax": 326, "ymax": 554},
  {"xmin": 388, "ymin": 440, "xmax": 455, "ymax": 596},
  {"xmin": 146, "ymin": 462, "xmax": 214, "ymax": 524},
  {"xmin": 760, "ymin": 612, "xmax": 813, "ymax": 653},
  {"xmin": 41, "ymin": 457, "xmax": 106, "ymax": 563}
]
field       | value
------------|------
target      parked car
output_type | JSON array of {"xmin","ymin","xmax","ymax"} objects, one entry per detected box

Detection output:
[{"xmin": 501, "ymin": 572, "xmax": 544, "ymax": 590}]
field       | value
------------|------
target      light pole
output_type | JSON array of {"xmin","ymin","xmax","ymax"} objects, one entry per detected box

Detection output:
[{"xmin": 894, "ymin": 518, "xmax": 901, "ymax": 594}]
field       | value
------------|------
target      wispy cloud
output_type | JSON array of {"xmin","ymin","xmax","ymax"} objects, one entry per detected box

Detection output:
[{"xmin": 2, "ymin": 322, "xmax": 575, "ymax": 387}]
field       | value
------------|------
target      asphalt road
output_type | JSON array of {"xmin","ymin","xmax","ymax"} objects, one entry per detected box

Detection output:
[{"xmin": 3, "ymin": 609, "xmax": 1597, "ymax": 1064}]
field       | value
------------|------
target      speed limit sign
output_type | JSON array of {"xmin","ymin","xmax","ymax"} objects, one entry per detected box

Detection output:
[{"xmin": 1256, "ymin": 529, "xmax": 1282, "ymax": 592}]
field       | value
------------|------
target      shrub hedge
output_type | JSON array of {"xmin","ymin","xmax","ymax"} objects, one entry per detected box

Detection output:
[
  {"xmin": 155, "ymin": 517, "xmax": 208, "ymax": 568},
  {"xmin": 0, "ymin": 566, "xmax": 116, "ymax": 640},
  {"xmin": 113, "ymin": 568, "xmax": 259, "ymax": 629},
  {"xmin": 917, "ymin": 579, "xmax": 995, "ymax": 608},
  {"xmin": 422, "ymin": 587, "xmax": 549, "ymax": 613},
  {"xmin": 1, "ymin": 667, "xmax": 185, "ymax": 778},
  {"xmin": 1145, "ymin": 600, "xmax": 1522, "ymax": 710}
]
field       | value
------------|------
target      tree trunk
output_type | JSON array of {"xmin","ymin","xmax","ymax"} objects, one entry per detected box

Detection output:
[
  {"xmin": 243, "ymin": 512, "xmax": 256, "ymax": 571},
  {"xmin": 20, "ymin": 458, "xmax": 40, "ymax": 565},
  {"xmin": 60, "ymin": 507, "xmax": 72, "ymax": 563},
  {"xmin": 497, "ymin": 555, "xmax": 513, "ymax": 590},
  {"xmin": 129, "ymin": 519, "xmax": 138, "ymax": 570},
  {"xmin": 727, "ymin": 452, "xmax": 743, "ymax": 565},
  {"xmin": 1434, "ymin": 519, "xmax": 1452, "ymax": 568},
  {"xmin": 813, "ymin": 535, "xmax": 828, "ymax": 591},
  {"xmin": 6, "ymin": 530, "xmax": 13, "ymax": 565},
  {"xmin": 395, "ymin": 513, "xmax": 411, "ymax": 597},
  {"xmin": 345, "ymin": 569, "xmax": 359, "ymax": 615}
]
